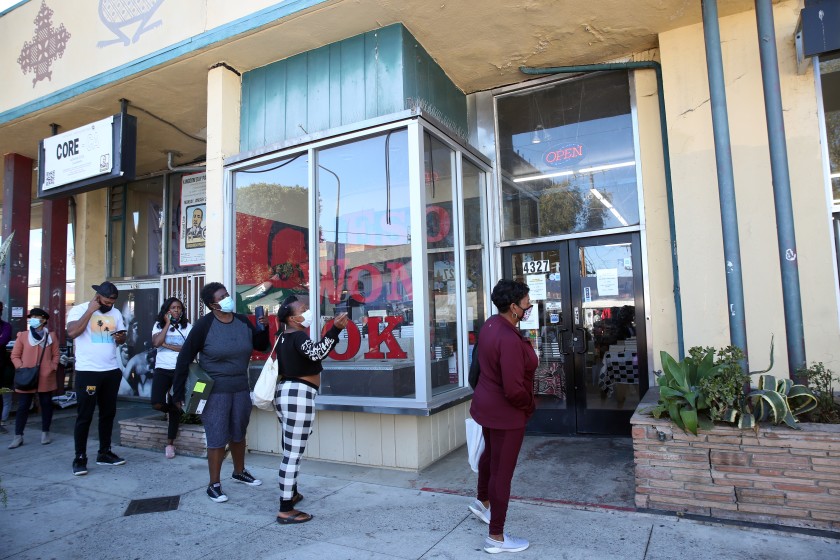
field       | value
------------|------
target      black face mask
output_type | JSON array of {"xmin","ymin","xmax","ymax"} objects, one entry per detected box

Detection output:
[{"xmin": 99, "ymin": 304, "xmax": 113, "ymax": 313}]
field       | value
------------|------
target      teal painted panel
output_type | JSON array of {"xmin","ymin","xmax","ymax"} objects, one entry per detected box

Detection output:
[
  {"xmin": 285, "ymin": 56, "xmax": 308, "ymax": 140},
  {"xmin": 240, "ymin": 72, "xmax": 252, "ymax": 152},
  {"xmin": 239, "ymin": 23, "xmax": 466, "ymax": 152},
  {"xmin": 307, "ymin": 46, "xmax": 331, "ymax": 134},
  {"xmin": 328, "ymin": 44, "xmax": 343, "ymax": 129},
  {"xmin": 339, "ymin": 34, "xmax": 366, "ymax": 126},
  {"xmin": 247, "ymin": 67, "xmax": 267, "ymax": 150},
  {"xmin": 375, "ymin": 25, "xmax": 405, "ymax": 117},
  {"xmin": 363, "ymin": 30, "xmax": 380, "ymax": 121},
  {"xmin": 264, "ymin": 62, "xmax": 287, "ymax": 146}
]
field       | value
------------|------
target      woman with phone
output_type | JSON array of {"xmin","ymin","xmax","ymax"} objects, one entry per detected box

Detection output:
[
  {"xmin": 274, "ymin": 295, "xmax": 348, "ymax": 524},
  {"xmin": 150, "ymin": 297, "xmax": 192, "ymax": 458}
]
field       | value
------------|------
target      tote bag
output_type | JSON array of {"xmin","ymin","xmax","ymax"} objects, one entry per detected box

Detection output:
[
  {"xmin": 252, "ymin": 336, "xmax": 281, "ymax": 411},
  {"xmin": 465, "ymin": 418, "xmax": 485, "ymax": 473}
]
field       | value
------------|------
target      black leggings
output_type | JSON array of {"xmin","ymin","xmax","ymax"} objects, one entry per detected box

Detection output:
[
  {"xmin": 151, "ymin": 368, "xmax": 180, "ymax": 441},
  {"xmin": 15, "ymin": 392, "xmax": 54, "ymax": 435}
]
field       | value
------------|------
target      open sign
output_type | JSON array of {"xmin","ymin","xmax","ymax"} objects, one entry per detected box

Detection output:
[{"xmin": 543, "ymin": 143, "xmax": 585, "ymax": 168}]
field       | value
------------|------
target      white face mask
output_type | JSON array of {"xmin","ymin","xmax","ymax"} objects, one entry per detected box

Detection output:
[
  {"xmin": 297, "ymin": 309, "xmax": 313, "ymax": 329},
  {"xmin": 217, "ymin": 296, "xmax": 235, "ymax": 313}
]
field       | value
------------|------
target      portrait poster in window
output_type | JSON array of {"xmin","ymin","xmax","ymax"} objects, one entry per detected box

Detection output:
[{"xmin": 180, "ymin": 172, "xmax": 206, "ymax": 266}]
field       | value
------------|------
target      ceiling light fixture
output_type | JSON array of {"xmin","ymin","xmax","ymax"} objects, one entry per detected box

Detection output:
[
  {"xmin": 513, "ymin": 160, "xmax": 636, "ymax": 183},
  {"xmin": 590, "ymin": 188, "xmax": 629, "ymax": 227}
]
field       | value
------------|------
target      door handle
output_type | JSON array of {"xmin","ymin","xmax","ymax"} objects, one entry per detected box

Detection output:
[
  {"xmin": 559, "ymin": 327, "xmax": 571, "ymax": 355},
  {"xmin": 574, "ymin": 326, "xmax": 587, "ymax": 354}
]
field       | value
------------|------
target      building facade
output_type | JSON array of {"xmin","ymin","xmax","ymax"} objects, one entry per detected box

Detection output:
[{"xmin": 1, "ymin": 0, "xmax": 838, "ymax": 468}]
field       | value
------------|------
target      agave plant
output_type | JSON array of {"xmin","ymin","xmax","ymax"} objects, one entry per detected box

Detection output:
[
  {"xmin": 748, "ymin": 375, "xmax": 818, "ymax": 430},
  {"xmin": 651, "ymin": 349, "xmax": 722, "ymax": 435}
]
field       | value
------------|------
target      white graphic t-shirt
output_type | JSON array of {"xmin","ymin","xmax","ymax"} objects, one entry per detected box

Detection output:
[
  {"xmin": 66, "ymin": 303, "xmax": 125, "ymax": 371},
  {"xmin": 151, "ymin": 322, "xmax": 193, "ymax": 370}
]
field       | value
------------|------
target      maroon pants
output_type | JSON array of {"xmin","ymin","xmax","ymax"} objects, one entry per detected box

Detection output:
[{"xmin": 476, "ymin": 426, "xmax": 526, "ymax": 535}]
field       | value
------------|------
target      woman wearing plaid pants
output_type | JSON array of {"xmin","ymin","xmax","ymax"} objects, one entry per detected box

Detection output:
[{"xmin": 274, "ymin": 295, "xmax": 348, "ymax": 524}]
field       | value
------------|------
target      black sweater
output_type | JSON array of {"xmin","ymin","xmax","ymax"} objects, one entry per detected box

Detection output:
[
  {"xmin": 278, "ymin": 325, "xmax": 342, "ymax": 378},
  {"xmin": 172, "ymin": 312, "xmax": 269, "ymax": 402}
]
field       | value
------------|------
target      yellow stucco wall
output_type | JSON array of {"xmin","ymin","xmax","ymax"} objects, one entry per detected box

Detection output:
[
  {"xmin": 73, "ymin": 190, "xmax": 108, "ymax": 303},
  {"xmin": 659, "ymin": 0, "xmax": 840, "ymax": 375}
]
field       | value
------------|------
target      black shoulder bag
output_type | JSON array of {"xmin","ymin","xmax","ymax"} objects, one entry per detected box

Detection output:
[
  {"xmin": 14, "ymin": 341, "xmax": 46, "ymax": 391},
  {"xmin": 468, "ymin": 341, "xmax": 481, "ymax": 389}
]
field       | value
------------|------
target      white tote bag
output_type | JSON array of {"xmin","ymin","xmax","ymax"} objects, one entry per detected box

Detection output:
[
  {"xmin": 465, "ymin": 418, "xmax": 485, "ymax": 473},
  {"xmin": 252, "ymin": 336, "xmax": 281, "ymax": 411}
]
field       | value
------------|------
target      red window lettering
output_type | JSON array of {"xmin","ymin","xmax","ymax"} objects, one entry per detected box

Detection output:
[{"xmin": 364, "ymin": 316, "xmax": 407, "ymax": 359}]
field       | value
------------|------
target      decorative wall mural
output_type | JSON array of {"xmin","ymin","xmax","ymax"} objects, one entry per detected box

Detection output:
[
  {"xmin": 17, "ymin": 1, "xmax": 71, "ymax": 87},
  {"xmin": 97, "ymin": 0, "xmax": 165, "ymax": 48}
]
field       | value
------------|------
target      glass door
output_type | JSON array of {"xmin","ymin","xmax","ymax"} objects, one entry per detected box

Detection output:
[
  {"xmin": 503, "ymin": 233, "xmax": 647, "ymax": 435},
  {"xmin": 506, "ymin": 244, "xmax": 576, "ymax": 434}
]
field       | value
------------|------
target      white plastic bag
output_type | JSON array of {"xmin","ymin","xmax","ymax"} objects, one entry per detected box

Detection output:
[
  {"xmin": 465, "ymin": 418, "xmax": 485, "ymax": 473},
  {"xmin": 252, "ymin": 336, "xmax": 281, "ymax": 411}
]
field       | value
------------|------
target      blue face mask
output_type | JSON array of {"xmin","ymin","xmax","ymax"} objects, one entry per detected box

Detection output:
[
  {"xmin": 28, "ymin": 318, "xmax": 44, "ymax": 329},
  {"xmin": 217, "ymin": 296, "xmax": 235, "ymax": 313}
]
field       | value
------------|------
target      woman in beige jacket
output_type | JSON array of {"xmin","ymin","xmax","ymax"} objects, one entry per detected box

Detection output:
[{"xmin": 8, "ymin": 308, "xmax": 60, "ymax": 448}]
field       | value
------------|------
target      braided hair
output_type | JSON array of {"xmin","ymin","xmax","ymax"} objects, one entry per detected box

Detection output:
[{"xmin": 277, "ymin": 295, "xmax": 299, "ymax": 330}]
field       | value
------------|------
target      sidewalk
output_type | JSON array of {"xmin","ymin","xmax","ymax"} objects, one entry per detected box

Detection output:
[{"xmin": 1, "ymin": 410, "xmax": 839, "ymax": 559}]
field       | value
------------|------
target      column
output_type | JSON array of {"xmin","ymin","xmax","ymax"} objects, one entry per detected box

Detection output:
[
  {"xmin": 205, "ymin": 62, "xmax": 241, "ymax": 283},
  {"xmin": 1, "ymin": 154, "xmax": 33, "ymax": 334}
]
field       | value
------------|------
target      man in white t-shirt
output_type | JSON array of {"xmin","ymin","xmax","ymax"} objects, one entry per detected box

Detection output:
[{"xmin": 66, "ymin": 282, "xmax": 128, "ymax": 476}]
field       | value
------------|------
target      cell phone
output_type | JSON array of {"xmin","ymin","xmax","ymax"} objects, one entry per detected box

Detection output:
[{"xmin": 254, "ymin": 306, "xmax": 265, "ymax": 331}]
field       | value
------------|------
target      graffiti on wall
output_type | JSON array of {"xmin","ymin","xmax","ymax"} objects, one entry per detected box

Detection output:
[
  {"xmin": 17, "ymin": 1, "xmax": 71, "ymax": 87},
  {"xmin": 97, "ymin": 0, "xmax": 165, "ymax": 48}
]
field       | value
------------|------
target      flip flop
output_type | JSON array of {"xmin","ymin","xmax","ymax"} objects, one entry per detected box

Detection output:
[
  {"xmin": 292, "ymin": 492, "xmax": 304, "ymax": 505},
  {"xmin": 276, "ymin": 511, "xmax": 313, "ymax": 524}
]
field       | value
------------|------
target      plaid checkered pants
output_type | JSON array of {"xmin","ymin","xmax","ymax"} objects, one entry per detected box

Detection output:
[{"xmin": 275, "ymin": 380, "xmax": 317, "ymax": 501}]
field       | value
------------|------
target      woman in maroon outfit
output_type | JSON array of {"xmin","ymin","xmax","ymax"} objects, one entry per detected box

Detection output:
[{"xmin": 468, "ymin": 279, "xmax": 538, "ymax": 554}]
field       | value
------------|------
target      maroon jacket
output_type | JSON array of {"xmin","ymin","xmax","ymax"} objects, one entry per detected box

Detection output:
[{"xmin": 469, "ymin": 314, "xmax": 538, "ymax": 429}]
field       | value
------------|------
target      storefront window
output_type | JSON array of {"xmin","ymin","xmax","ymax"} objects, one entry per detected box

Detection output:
[
  {"xmin": 108, "ymin": 177, "xmax": 164, "ymax": 278},
  {"xmin": 462, "ymin": 158, "xmax": 489, "ymax": 368},
  {"xmin": 820, "ymin": 55, "xmax": 840, "ymax": 203},
  {"xmin": 233, "ymin": 153, "xmax": 310, "ymax": 316},
  {"xmin": 425, "ymin": 134, "xmax": 458, "ymax": 394},
  {"xmin": 496, "ymin": 71, "xmax": 639, "ymax": 241},
  {"xmin": 317, "ymin": 129, "xmax": 415, "ymax": 398}
]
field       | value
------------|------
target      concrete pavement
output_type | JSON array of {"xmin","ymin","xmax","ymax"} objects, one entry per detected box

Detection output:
[{"xmin": 1, "ymin": 405, "xmax": 839, "ymax": 559}]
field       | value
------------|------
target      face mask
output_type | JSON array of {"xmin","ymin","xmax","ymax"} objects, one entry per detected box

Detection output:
[
  {"xmin": 28, "ymin": 318, "xmax": 44, "ymax": 329},
  {"xmin": 297, "ymin": 309, "xmax": 313, "ymax": 329},
  {"xmin": 99, "ymin": 304, "xmax": 113, "ymax": 313},
  {"xmin": 217, "ymin": 296, "xmax": 235, "ymax": 313},
  {"xmin": 521, "ymin": 305, "xmax": 534, "ymax": 322}
]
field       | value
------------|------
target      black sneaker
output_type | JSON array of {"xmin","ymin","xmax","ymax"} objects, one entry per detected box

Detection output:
[
  {"xmin": 72, "ymin": 456, "xmax": 88, "ymax": 476},
  {"xmin": 96, "ymin": 449, "xmax": 126, "ymax": 466},
  {"xmin": 231, "ymin": 469, "xmax": 262, "ymax": 486},
  {"xmin": 207, "ymin": 484, "xmax": 228, "ymax": 503}
]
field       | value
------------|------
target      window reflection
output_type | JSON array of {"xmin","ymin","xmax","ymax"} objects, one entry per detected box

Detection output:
[
  {"xmin": 233, "ymin": 153, "xmax": 310, "ymax": 316},
  {"xmin": 317, "ymin": 129, "xmax": 416, "ymax": 398},
  {"xmin": 108, "ymin": 178, "xmax": 164, "ymax": 278},
  {"xmin": 497, "ymin": 71, "xmax": 639, "ymax": 240}
]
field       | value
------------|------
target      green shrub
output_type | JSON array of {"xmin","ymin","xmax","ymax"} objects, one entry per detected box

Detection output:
[{"xmin": 797, "ymin": 362, "xmax": 840, "ymax": 424}]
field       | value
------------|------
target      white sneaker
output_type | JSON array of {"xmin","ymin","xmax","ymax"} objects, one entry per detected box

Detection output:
[
  {"xmin": 484, "ymin": 534, "xmax": 529, "ymax": 554},
  {"xmin": 469, "ymin": 499, "xmax": 491, "ymax": 524}
]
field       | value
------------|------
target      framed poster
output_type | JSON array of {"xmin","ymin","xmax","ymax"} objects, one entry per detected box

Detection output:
[{"xmin": 180, "ymin": 172, "xmax": 206, "ymax": 266}]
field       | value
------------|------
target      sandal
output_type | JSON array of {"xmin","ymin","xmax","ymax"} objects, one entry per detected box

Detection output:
[
  {"xmin": 276, "ymin": 511, "xmax": 313, "ymax": 524},
  {"xmin": 292, "ymin": 492, "xmax": 304, "ymax": 506}
]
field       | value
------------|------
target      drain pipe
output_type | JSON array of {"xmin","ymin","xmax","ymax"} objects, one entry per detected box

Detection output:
[
  {"xmin": 755, "ymin": 0, "xmax": 806, "ymax": 381},
  {"xmin": 521, "ymin": 60, "xmax": 685, "ymax": 359},
  {"xmin": 166, "ymin": 151, "xmax": 206, "ymax": 173},
  {"xmin": 702, "ymin": 0, "xmax": 749, "ymax": 369}
]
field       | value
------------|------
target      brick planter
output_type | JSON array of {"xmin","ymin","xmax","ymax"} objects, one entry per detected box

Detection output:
[
  {"xmin": 632, "ymin": 388, "xmax": 840, "ymax": 533},
  {"xmin": 119, "ymin": 414, "xmax": 207, "ymax": 458}
]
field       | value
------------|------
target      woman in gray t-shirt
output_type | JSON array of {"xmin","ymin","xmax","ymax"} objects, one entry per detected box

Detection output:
[{"xmin": 173, "ymin": 282, "xmax": 269, "ymax": 503}]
